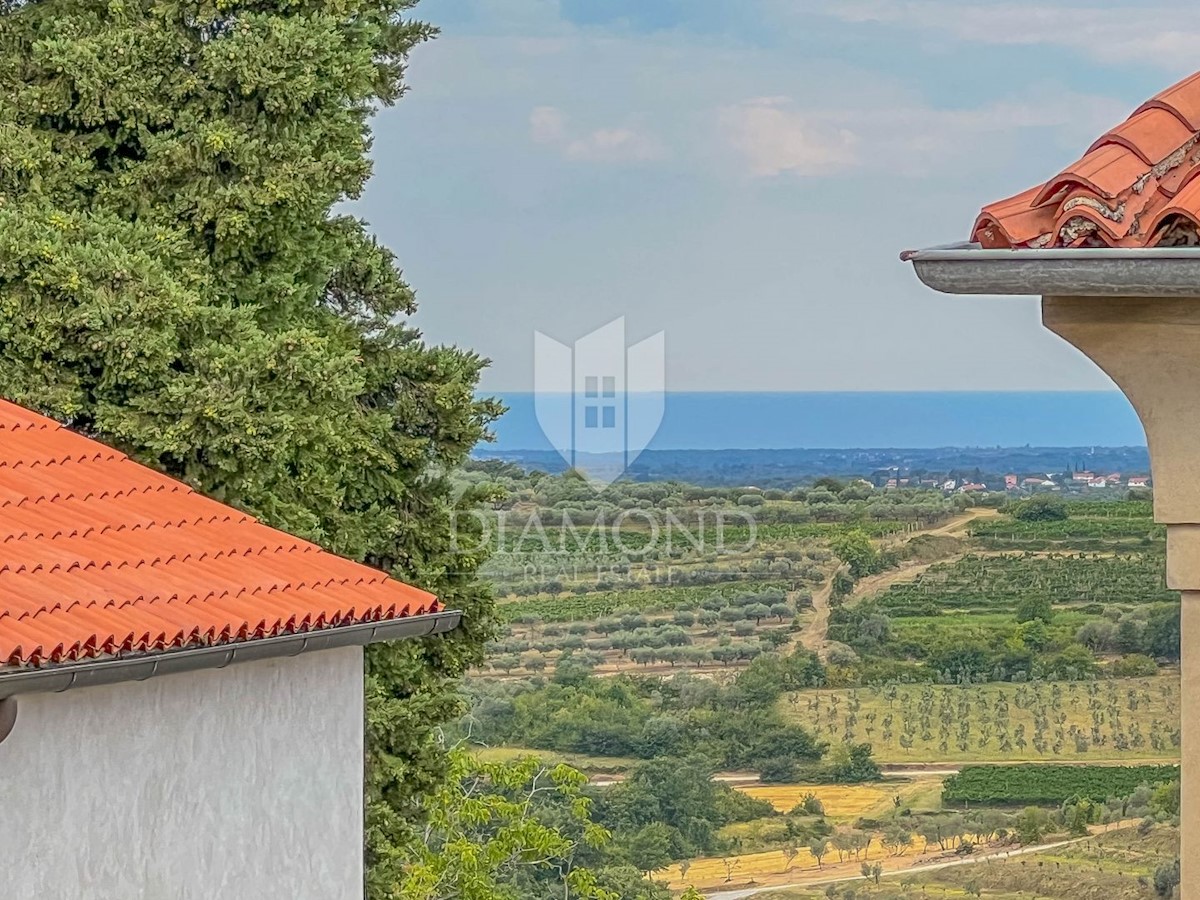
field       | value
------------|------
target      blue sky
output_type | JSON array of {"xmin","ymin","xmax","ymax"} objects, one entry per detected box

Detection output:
[{"xmin": 353, "ymin": 0, "xmax": 1194, "ymax": 392}]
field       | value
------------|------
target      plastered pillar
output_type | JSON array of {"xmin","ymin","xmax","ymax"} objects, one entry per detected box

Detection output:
[{"xmin": 1044, "ymin": 295, "xmax": 1196, "ymax": 891}]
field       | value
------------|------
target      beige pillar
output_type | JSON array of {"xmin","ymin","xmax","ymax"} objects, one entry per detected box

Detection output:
[{"xmin": 1043, "ymin": 296, "xmax": 1196, "ymax": 888}]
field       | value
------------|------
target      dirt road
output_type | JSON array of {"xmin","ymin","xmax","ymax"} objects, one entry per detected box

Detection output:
[
  {"xmin": 793, "ymin": 508, "xmax": 995, "ymax": 659},
  {"xmin": 927, "ymin": 506, "xmax": 1000, "ymax": 536},
  {"xmin": 795, "ymin": 578, "xmax": 832, "ymax": 659},
  {"xmin": 702, "ymin": 820, "xmax": 1139, "ymax": 900}
]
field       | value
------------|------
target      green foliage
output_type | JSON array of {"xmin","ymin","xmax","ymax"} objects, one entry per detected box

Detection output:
[
  {"xmin": 1064, "ymin": 500, "xmax": 1154, "ymax": 517},
  {"xmin": 1146, "ymin": 604, "xmax": 1182, "ymax": 660},
  {"xmin": 590, "ymin": 867, "xmax": 670, "ymax": 900},
  {"xmin": 826, "ymin": 743, "xmax": 882, "ymax": 783},
  {"xmin": 831, "ymin": 569, "xmax": 857, "ymax": 600},
  {"xmin": 1152, "ymin": 780, "xmax": 1181, "ymax": 817},
  {"xmin": 1154, "ymin": 858, "xmax": 1181, "ymax": 898},
  {"xmin": 1012, "ymin": 806, "xmax": 1051, "ymax": 843},
  {"xmin": 734, "ymin": 649, "xmax": 827, "ymax": 706},
  {"xmin": 394, "ymin": 749, "xmax": 615, "ymax": 900},
  {"xmin": 758, "ymin": 757, "xmax": 799, "ymax": 784},
  {"xmin": 971, "ymin": 517, "xmax": 1164, "ymax": 547},
  {"xmin": 830, "ymin": 529, "xmax": 881, "ymax": 579},
  {"xmin": 871, "ymin": 552, "xmax": 1177, "ymax": 618},
  {"xmin": 1111, "ymin": 653, "xmax": 1160, "ymax": 677},
  {"xmin": 808, "ymin": 837, "xmax": 829, "ymax": 867},
  {"xmin": 797, "ymin": 792, "xmax": 826, "ymax": 816},
  {"xmin": 1010, "ymin": 495, "xmax": 1069, "ymax": 522},
  {"xmin": 466, "ymin": 667, "xmax": 825, "ymax": 774},
  {"xmin": 1015, "ymin": 594, "xmax": 1054, "ymax": 625},
  {"xmin": 0, "ymin": 3, "xmax": 500, "ymax": 889},
  {"xmin": 499, "ymin": 583, "xmax": 790, "ymax": 624},
  {"xmin": 624, "ymin": 822, "xmax": 675, "ymax": 875},
  {"xmin": 1061, "ymin": 797, "xmax": 1097, "ymax": 835},
  {"xmin": 793, "ymin": 679, "xmax": 1181, "ymax": 765},
  {"xmin": 592, "ymin": 756, "xmax": 775, "ymax": 861},
  {"xmin": 942, "ymin": 764, "xmax": 1179, "ymax": 805}
]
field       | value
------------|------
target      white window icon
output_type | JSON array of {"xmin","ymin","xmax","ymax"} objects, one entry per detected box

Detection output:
[{"xmin": 584, "ymin": 375, "xmax": 618, "ymax": 429}]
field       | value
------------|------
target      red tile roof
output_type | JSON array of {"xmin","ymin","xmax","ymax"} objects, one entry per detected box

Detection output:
[
  {"xmin": 975, "ymin": 72, "xmax": 1200, "ymax": 250},
  {"xmin": 0, "ymin": 400, "xmax": 439, "ymax": 669}
]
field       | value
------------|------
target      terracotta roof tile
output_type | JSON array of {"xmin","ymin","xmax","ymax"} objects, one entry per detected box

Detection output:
[
  {"xmin": 974, "ymin": 71, "xmax": 1200, "ymax": 249},
  {"xmin": 0, "ymin": 400, "xmax": 439, "ymax": 669},
  {"xmin": 1133, "ymin": 72, "xmax": 1200, "ymax": 131}
]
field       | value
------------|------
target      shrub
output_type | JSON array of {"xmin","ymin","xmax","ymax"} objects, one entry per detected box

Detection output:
[
  {"xmin": 1110, "ymin": 653, "xmax": 1159, "ymax": 677},
  {"xmin": 759, "ymin": 757, "xmax": 798, "ymax": 784},
  {"xmin": 1010, "ymin": 494, "xmax": 1069, "ymax": 522}
]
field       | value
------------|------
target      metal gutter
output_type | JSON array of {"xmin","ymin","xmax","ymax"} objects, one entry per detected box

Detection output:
[
  {"xmin": 902, "ymin": 242, "xmax": 1200, "ymax": 297},
  {"xmin": 0, "ymin": 610, "xmax": 462, "ymax": 700}
]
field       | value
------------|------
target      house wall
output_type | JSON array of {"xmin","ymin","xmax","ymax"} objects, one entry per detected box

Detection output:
[{"xmin": 0, "ymin": 646, "xmax": 364, "ymax": 899}]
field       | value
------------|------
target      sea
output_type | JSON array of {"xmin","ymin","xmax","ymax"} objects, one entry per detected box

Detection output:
[{"xmin": 486, "ymin": 392, "xmax": 1146, "ymax": 452}]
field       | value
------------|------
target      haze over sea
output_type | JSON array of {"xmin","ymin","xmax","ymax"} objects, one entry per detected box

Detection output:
[{"xmin": 488, "ymin": 392, "xmax": 1147, "ymax": 452}]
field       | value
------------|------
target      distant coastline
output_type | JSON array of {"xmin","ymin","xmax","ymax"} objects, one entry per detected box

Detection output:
[{"xmin": 485, "ymin": 391, "xmax": 1147, "ymax": 452}]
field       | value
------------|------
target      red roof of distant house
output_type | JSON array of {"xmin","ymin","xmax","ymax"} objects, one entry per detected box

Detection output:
[
  {"xmin": 974, "ymin": 72, "xmax": 1200, "ymax": 249},
  {"xmin": 0, "ymin": 400, "xmax": 439, "ymax": 669}
]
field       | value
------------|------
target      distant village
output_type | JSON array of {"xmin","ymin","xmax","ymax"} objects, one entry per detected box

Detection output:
[{"xmin": 871, "ymin": 469, "xmax": 1151, "ymax": 495}]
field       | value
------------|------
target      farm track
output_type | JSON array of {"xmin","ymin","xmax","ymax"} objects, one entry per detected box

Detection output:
[
  {"xmin": 795, "ymin": 508, "xmax": 996, "ymax": 659},
  {"xmin": 701, "ymin": 820, "xmax": 1144, "ymax": 899},
  {"xmin": 928, "ymin": 506, "xmax": 1001, "ymax": 536},
  {"xmin": 795, "ymin": 579, "xmax": 831, "ymax": 659}
]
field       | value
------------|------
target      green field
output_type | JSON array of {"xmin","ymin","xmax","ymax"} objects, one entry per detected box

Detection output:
[
  {"xmin": 498, "ymin": 580, "xmax": 794, "ymax": 623},
  {"xmin": 782, "ymin": 678, "xmax": 1181, "ymax": 764},
  {"xmin": 870, "ymin": 553, "xmax": 1177, "ymax": 617},
  {"xmin": 970, "ymin": 517, "xmax": 1164, "ymax": 549},
  {"xmin": 942, "ymin": 763, "xmax": 1179, "ymax": 805}
]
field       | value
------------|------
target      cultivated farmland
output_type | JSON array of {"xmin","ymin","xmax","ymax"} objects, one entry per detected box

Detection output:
[
  {"xmin": 783, "ymin": 678, "xmax": 1181, "ymax": 764},
  {"xmin": 942, "ymin": 763, "xmax": 1179, "ymax": 805}
]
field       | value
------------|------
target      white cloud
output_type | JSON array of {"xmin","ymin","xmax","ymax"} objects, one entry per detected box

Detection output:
[
  {"xmin": 530, "ymin": 106, "xmax": 568, "ymax": 144},
  {"xmin": 826, "ymin": 1, "xmax": 1198, "ymax": 70},
  {"xmin": 720, "ymin": 90, "xmax": 1129, "ymax": 178},
  {"xmin": 529, "ymin": 106, "xmax": 666, "ymax": 163},
  {"xmin": 719, "ymin": 97, "xmax": 859, "ymax": 176},
  {"xmin": 564, "ymin": 128, "xmax": 666, "ymax": 162}
]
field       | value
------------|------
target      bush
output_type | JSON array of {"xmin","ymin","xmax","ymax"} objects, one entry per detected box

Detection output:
[
  {"xmin": 759, "ymin": 757, "xmax": 798, "ymax": 784},
  {"xmin": 1154, "ymin": 858, "xmax": 1181, "ymax": 898},
  {"xmin": 796, "ymin": 791, "xmax": 825, "ymax": 816},
  {"xmin": 826, "ymin": 643, "xmax": 859, "ymax": 667},
  {"xmin": 1010, "ymin": 494, "xmax": 1069, "ymax": 522},
  {"xmin": 827, "ymin": 744, "xmax": 882, "ymax": 784},
  {"xmin": 1111, "ymin": 653, "xmax": 1159, "ymax": 677}
]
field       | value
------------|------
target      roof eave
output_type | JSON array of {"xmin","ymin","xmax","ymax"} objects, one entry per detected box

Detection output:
[
  {"xmin": 0, "ymin": 610, "xmax": 463, "ymax": 700},
  {"xmin": 903, "ymin": 242, "xmax": 1200, "ymax": 297}
]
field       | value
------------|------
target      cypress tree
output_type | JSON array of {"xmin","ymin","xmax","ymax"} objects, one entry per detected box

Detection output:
[{"xmin": 0, "ymin": 1, "xmax": 499, "ymax": 890}]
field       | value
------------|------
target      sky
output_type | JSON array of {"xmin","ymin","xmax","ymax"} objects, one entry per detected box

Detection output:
[{"xmin": 352, "ymin": 0, "xmax": 1196, "ymax": 393}]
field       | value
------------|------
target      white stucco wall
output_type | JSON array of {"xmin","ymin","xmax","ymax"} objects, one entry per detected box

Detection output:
[{"xmin": 0, "ymin": 645, "xmax": 364, "ymax": 899}]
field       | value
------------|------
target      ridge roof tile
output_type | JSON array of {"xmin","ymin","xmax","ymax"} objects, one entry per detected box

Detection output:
[{"xmin": 975, "ymin": 71, "xmax": 1200, "ymax": 249}]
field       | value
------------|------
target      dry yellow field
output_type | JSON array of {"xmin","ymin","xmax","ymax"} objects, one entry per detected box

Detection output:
[
  {"xmin": 661, "ymin": 835, "xmax": 922, "ymax": 891},
  {"xmin": 661, "ymin": 846, "xmax": 836, "ymax": 888},
  {"xmin": 739, "ymin": 783, "xmax": 892, "ymax": 816},
  {"xmin": 738, "ymin": 777, "xmax": 943, "ymax": 818}
]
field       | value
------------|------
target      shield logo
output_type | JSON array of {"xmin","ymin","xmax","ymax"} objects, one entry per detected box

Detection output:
[{"xmin": 534, "ymin": 318, "xmax": 666, "ymax": 488}]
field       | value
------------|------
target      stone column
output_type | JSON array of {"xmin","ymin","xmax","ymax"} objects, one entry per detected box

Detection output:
[{"xmin": 1043, "ymin": 295, "xmax": 1196, "ymax": 887}]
